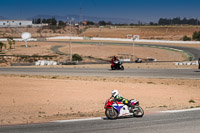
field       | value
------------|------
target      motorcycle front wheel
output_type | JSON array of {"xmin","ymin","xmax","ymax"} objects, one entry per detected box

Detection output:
[
  {"xmin": 111, "ymin": 65, "xmax": 115, "ymax": 70},
  {"xmin": 120, "ymin": 65, "xmax": 124, "ymax": 70},
  {"xmin": 105, "ymin": 109, "xmax": 118, "ymax": 119},
  {"xmin": 133, "ymin": 106, "xmax": 144, "ymax": 117}
]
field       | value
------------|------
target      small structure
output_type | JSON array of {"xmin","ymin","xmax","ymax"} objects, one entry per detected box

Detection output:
[
  {"xmin": 133, "ymin": 35, "xmax": 140, "ymax": 40},
  {"xmin": 126, "ymin": 34, "xmax": 132, "ymax": 39},
  {"xmin": 0, "ymin": 20, "xmax": 32, "ymax": 27},
  {"xmin": 118, "ymin": 53, "xmax": 135, "ymax": 62}
]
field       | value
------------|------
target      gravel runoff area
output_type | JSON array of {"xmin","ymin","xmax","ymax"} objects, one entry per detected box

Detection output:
[{"xmin": 0, "ymin": 74, "xmax": 200, "ymax": 125}]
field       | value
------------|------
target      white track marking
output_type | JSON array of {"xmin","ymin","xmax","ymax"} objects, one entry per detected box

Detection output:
[
  {"xmin": 160, "ymin": 108, "xmax": 200, "ymax": 113},
  {"xmin": 53, "ymin": 117, "xmax": 105, "ymax": 123},
  {"xmin": 52, "ymin": 108, "xmax": 200, "ymax": 123}
]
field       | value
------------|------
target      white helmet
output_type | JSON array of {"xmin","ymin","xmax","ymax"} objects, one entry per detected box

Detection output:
[{"xmin": 112, "ymin": 90, "xmax": 118, "ymax": 97}]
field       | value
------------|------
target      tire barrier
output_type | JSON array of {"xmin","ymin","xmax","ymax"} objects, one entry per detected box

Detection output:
[
  {"xmin": 174, "ymin": 61, "xmax": 198, "ymax": 66},
  {"xmin": 35, "ymin": 60, "xmax": 57, "ymax": 66}
]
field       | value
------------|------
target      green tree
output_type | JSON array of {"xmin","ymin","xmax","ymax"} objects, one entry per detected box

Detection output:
[
  {"xmin": 72, "ymin": 54, "xmax": 82, "ymax": 61},
  {"xmin": 58, "ymin": 20, "xmax": 66, "ymax": 26},
  {"xmin": 98, "ymin": 21, "xmax": 106, "ymax": 26},
  {"xmin": 7, "ymin": 37, "xmax": 14, "ymax": 49},
  {"xmin": 87, "ymin": 21, "xmax": 95, "ymax": 25},
  {"xmin": 182, "ymin": 35, "xmax": 191, "ymax": 41},
  {"xmin": 192, "ymin": 31, "xmax": 200, "ymax": 41},
  {"xmin": 0, "ymin": 42, "xmax": 6, "ymax": 52}
]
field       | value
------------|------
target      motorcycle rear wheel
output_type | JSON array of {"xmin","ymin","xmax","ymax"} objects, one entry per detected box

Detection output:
[
  {"xmin": 105, "ymin": 109, "xmax": 118, "ymax": 119},
  {"xmin": 133, "ymin": 106, "xmax": 144, "ymax": 117}
]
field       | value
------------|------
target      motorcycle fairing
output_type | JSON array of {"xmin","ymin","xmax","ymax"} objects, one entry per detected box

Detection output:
[
  {"xmin": 113, "ymin": 104, "xmax": 133, "ymax": 116},
  {"xmin": 130, "ymin": 99, "xmax": 139, "ymax": 105}
]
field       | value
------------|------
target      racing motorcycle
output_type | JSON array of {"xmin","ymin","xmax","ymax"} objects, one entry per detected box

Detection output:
[
  {"xmin": 104, "ymin": 97, "xmax": 144, "ymax": 119},
  {"xmin": 111, "ymin": 60, "xmax": 124, "ymax": 70}
]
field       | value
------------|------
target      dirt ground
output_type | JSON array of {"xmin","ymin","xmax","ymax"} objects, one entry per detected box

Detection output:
[
  {"xmin": 81, "ymin": 26, "xmax": 200, "ymax": 40},
  {"xmin": 2, "ymin": 41, "xmax": 187, "ymax": 63},
  {"xmin": 1, "ymin": 25, "xmax": 200, "ymax": 40},
  {"xmin": 0, "ymin": 74, "xmax": 200, "ymax": 125}
]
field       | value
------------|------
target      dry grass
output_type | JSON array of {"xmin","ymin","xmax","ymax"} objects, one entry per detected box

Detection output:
[
  {"xmin": 81, "ymin": 26, "xmax": 200, "ymax": 40},
  {"xmin": 0, "ymin": 74, "xmax": 200, "ymax": 125}
]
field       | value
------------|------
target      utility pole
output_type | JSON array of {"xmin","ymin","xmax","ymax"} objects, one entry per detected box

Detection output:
[
  {"xmin": 69, "ymin": 20, "xmax": 72, "ymax": 62},
  {"xmin": 133, "ymin": 37, "xmax": 135, "ymax": 61},
  {"xmin": 40, "ymin": 17, "xmax": 42, "ymax": 38},
  {"xmin": 79, "ymin": 7, "xmax": 82, "ymax": 33},
  {"xmin": 69, "ymin": 18, "xmax": 74, "ymax": 62},
  {"xmin": 79, "ymin": 0, "xmax": 83, "ymax": 33}
]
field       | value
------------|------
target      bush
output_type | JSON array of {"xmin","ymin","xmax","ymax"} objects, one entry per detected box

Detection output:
[
  {"xmin": 7, "ymin": 37, "xmax": 15, "ymax": 49},
  {"xmin": 192, "ymin": 31, "xmax": 200, "ymax": 41},
  {"xmin": 72, "ymin": 54, "xmax": 82, "ymax": 61},
  {"xmin": 0, "ymin": 42, "xmax": 6, "ymax": 52},
  {"xmin": 182, "ymin": 35, "xmax": 191, "ymax": 41}
]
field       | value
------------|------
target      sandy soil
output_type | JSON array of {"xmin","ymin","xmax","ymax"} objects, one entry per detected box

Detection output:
[
  {"xmin": 3, "ymin": 41, "xmax": 187, "ymax": 62},
  {"xmin": 0, "ymin": 26, "xmax": 79, "ymax": 38},
  {"xmin": 1, "ymin": 26, "xmax": 200, "ymax": 40},
  {"xmin": 5, "ymin": 42, "xmax": 58, "ymax": 56},
  {"xmin": 81, "ymin": 26, "xmax": 200, "ymax": 40},
  {"xmin": 0, "ymin": 74, "xmax": 200, "ymax": 125}
]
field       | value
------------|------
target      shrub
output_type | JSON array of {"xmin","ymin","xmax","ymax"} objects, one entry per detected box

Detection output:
[
  {"xmin": 192, "ymin": 31, "xmax": 200, "ymax": 41},
  {"xmin": 0, "ymin": 42, "xmax": 6, "ymax": 52},
  {"xmin": 7, "ymin": 37, "xmax": 15, "ymax": 49},
  {"xmin": 182, "ymin": 35, "xmax": 191, "ymax": 41},
  {"xmin": 189, "ymin": 99, "xmax": 195, "ymax": 103},
  {"xmin": 72, "ymin": 54, "xmax": 82, "ymax": 61}
]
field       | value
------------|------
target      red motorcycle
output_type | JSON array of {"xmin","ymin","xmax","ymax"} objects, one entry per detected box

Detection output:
[
  {"xmin": 110, "ymin": 60, "xmax": 124, "ymax": 70},
  {"xmin": 104, "ymin": 97, "xmax": 144, "ymax": 119}
]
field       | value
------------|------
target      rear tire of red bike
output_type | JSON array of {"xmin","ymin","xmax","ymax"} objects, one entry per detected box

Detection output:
[
  {"xmin": 111, "ymin": 66, "xmax": 115, "ymax": 70},
  {"xmin": 105, "ymin": 109, "xmax": 118, "ymax": 119}
]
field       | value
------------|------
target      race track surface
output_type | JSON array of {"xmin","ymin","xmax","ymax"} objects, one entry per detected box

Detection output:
[
  {"xmin": 50, "ymin": 41, "xmax": 200, "ymax": 60},
  {"xmin": 0, "ymin": 67, "xmax": 200, "ymax": 79},
  {"xmin": 1, "ymin": 109, "xmax": 200, "ymax": 133}
]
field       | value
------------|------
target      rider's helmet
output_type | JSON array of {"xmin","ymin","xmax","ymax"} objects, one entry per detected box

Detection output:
[{"xmin": 112, "ymin": 90, "xmax": 118, "ymax": 97}]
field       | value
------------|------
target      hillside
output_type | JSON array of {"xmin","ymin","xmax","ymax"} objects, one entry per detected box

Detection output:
[
  {"xmin": 80, "ymin": 26, "xmax": 200, "ymax": 40},
  {"xmin": 1, "ymin": 26, "xmax": 200, "ymax": 41}
]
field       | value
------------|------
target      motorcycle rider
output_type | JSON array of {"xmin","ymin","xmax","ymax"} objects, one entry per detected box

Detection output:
[
  {"xmin": 111, "ymin": 90, "xmax": 135, "ymax": 111},
  {"xmin": 110, "ymin": 56, "xmax": 119, "ymax": 67}
]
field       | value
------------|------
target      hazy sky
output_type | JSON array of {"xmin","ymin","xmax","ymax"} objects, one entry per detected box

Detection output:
[{"xmin": 0, "ymin": 0, "xmax": 200, "ymax": 22}]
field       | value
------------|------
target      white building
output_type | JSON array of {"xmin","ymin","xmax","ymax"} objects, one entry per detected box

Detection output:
[{"xmin": 0, "ymin": 20, "xmax": 32, "ymax": 27}]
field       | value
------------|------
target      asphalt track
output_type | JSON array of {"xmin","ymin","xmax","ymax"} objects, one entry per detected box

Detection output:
[
  {"xmin": 49, "ymin": 41, "xmax": 200, "ymax": 60},
  {"xmin": 0, "ymin": 67, "xmax": 200, "ymax": 79},
  {"xmin": 1, "ymin": 109, "xmax": 200, "ymax": 133}
]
